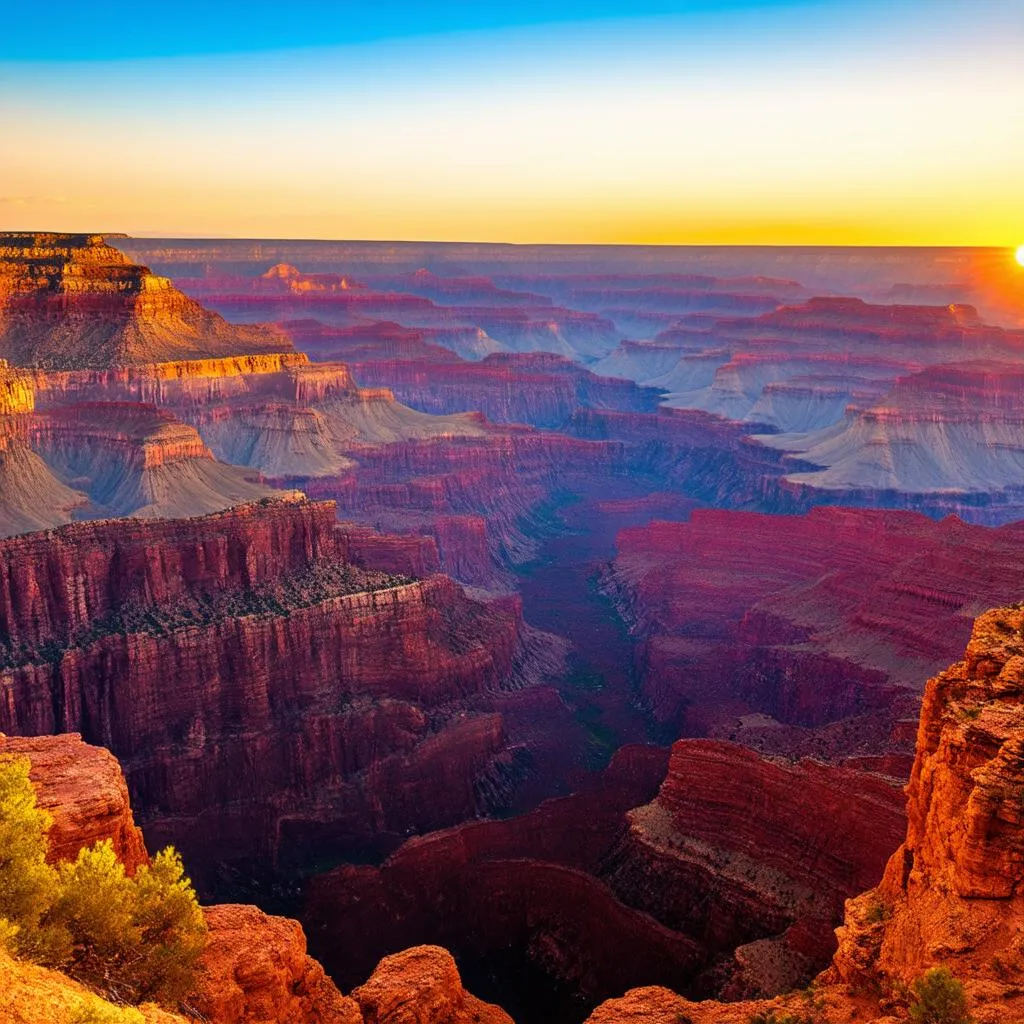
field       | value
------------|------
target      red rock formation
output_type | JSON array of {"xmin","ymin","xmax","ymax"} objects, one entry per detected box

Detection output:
[
  {"xmin": 603, "ymin": 739, "xmax": 905, "ymax": 996},
  {"xmin": 834, "ymin": 605, "xmax": 1024, "ymax": 999},
  {"xmin": 606, "ymin": 507, "xmax": 1024, "ymax": 761},
  {"xmin": 351, "ymin": 947, "xmax": 513, "ymax": 1024},
  {"xmin": 587, "ymin": 605, "xmax": 1024, "ymax": 1024},
  {"xmin": 195, "ymin": 904, "xmax": 362, "ymax": 1024},
  {"xmin": 0, "ymin": 233, "xmax": 293, "ymax": 369},
  {"xmin": 0, "ymin": 496, "xmax": 337, "ymax": 648},
  {"xmin": 0, "ymin": 499, "xmax": 564, "ymax": 876},
  {"xmin": 0, "ymin": 731, "xmax": 148, "ymax": 871},
  {"xmin": 762, "ymin": 360, "xmax": 1024, "ymax": 522}
]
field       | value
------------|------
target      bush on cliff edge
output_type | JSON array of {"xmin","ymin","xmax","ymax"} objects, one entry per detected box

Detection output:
[
  {"xmin": 0, "ymin": 754, "xmax": 207, "ymax": 1007},
  {"xmin": 908, "ymin": 967, "xmax": 973, "ymax": 1024}
]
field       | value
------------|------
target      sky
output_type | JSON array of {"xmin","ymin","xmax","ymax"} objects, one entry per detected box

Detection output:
[{"xmin": 1, "ymin": 0, "xmax": 1022, "ymax": 245}]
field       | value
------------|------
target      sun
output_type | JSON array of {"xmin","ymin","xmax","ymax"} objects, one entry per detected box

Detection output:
[{"xmin": 1017, "ymin": 245, "xmax": 1024, "ymax": 268}]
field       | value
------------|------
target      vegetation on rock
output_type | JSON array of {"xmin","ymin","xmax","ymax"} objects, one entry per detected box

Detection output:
[
  {"xmin": 908, "ymin": 968, "xmax": 973, "ymax": 1024},
  {"xmin": 0, "ymin": 754, "xmax": 206, "ymax": 1007}
]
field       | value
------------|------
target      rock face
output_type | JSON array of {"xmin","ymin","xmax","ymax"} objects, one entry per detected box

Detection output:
[
  {"xmin": 0, "ymin": 495, "xmax": 337, "ymax": 648},
  {"xmin": 606, "ymin": 507, "xmax": 1024, "ymax": 763},
  {"xmin": 0, "ymin": 233, "xmax": 292, "ymax": 369},
  {"xmin": 0, "ymin": 498, "xmax": 559, "ymax": 878},
  {"xmin": 195, "ymin": 904, "xmax": 362, "ymax": 1024},
  {"xmin": 0, "ymin": 731, "xmax": 148, "ymax": 872},
  {"xmin": 834, "ymin": 605, "xmax": 1024, "ymax": 999},
  {"xmin": 351, "ymin": 947, "xmax": 513, "ymax": 1024},
  {"xmin": 587, "ymin": 605, "xmax": 1024, "ymax": 1024},
  {"xmin": 604, "ymin": 739, "xmax": 905, "ymax": 996}
]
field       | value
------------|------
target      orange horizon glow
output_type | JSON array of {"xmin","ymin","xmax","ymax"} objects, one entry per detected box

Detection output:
[{"xmin": 3, "ymin": 7, "xmax": 1023, "ymax": 247}]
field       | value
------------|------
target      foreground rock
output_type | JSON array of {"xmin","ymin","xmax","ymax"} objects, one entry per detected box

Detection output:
[
  {"xmin": 0, "ymin": 731, "xmax": 148, "ymax": 871},
  {"xmin": 352, "ymin": 946, "xmax": 513, "ymax": 1024},
  {"xmin": 196, "ymin": 904, "xmax": 362, "ymax": 1024}
]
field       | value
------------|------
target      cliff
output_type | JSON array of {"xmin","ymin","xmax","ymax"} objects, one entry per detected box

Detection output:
[
  {"xmin": 0, "ymin": 500, "xmax": 559, "ymax": 876},
  {"xmin": 0, "ymin": 496, "xmax": 338, "ymax": 648},
  {"xmin": 0, "ymin": 233, "xmax": 294, "ymax": 369},
  {"xmin": 586, "ymin": 604, "xmax": 1024, "ymax": 1024},
  {"xmin": 603, "ymin": 740, "xmax": 905, "ymax": 996},
  {"xmin": 0, "ymin": 731, "xmax": 148, "ymax": 871}
]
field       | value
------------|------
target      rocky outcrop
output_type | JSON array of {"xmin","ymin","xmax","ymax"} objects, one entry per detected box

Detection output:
[
  {"xmin": 0, "ymin": 429, "xmax": 87, "ymax": 538},
  {"xmin": 0, "ymin": 233, "xmax": 293, "ymax": 369},
  {"xmin": 587, "ymin": 605, "xmax": 1024, "ymax": 1024},
  {"xmin": 195, "ymin": 905, "xmax": 362, "ymax": 1024},
  {"xmin": 351, "ymin": 947, "xmax": 513, "ymax": 1024},
  {"xmin": 833, "ymin": 605, "xmax": 1024, "ymax": 1000},
  {"xmin": 0, "ymin": 731, "xmax": 148, "ymax": 871}
]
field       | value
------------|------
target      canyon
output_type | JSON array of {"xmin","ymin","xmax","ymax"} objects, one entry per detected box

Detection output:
[{"xmin": 3, "ymin": 231, "xmax": 1024, "ymax": 1022}]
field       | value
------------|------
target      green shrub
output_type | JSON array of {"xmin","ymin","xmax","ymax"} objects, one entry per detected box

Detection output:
[
  {"xmin": 908, "ymin": 967, "xmax": 973, "ymax": 1024},
  {"xmin": 0, "ymin": 755, "xmax": 206, "ymax": 1007},
  {"xmin": 0, "ymin": 755, "xmax": 72, "ymax": 963}
]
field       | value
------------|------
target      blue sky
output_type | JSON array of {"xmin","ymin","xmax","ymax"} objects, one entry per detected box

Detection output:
[
  {"xmin": 0, "ymin": 0, "xmax": 925, "ymax": 61},
  {"xmin": 2, "ymin": 0, "xmax": 1022, "ymax": 244}
]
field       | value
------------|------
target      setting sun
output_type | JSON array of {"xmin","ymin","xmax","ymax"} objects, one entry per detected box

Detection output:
[{"xmin": 1017, "ymin": 245, "xmax": 1024, "ymax": 267}]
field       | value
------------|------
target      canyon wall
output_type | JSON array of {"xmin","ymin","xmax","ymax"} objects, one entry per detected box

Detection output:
[{"xmin": 0, "ymin": 499, "xmax": 563, "ymax": 879}]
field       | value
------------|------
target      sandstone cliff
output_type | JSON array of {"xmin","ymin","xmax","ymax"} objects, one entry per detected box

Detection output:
[
  {"xmin": 0, "ymin": 233, "xmax": 293, "ymax": 369},
  {"xmin": 0, "ymin": 731, "xmax": 148, "ymax": 871}
]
